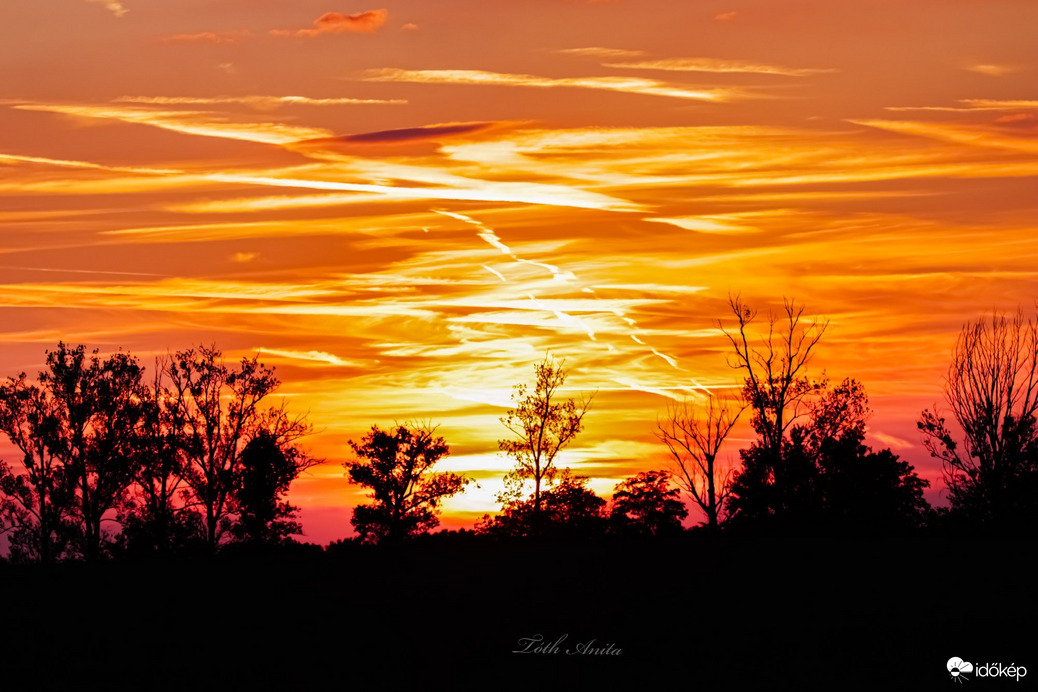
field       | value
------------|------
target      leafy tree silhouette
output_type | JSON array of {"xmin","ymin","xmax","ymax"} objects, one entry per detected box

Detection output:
[
  {"xmin": 232, "ymin": 429, "xmax": 319, "ymax": 544},
  {"xmin": 118, "ymin": 361, "xmax": 201, "ymax": 555},
  {"xmin": 0, "ymin": 343, "xmax": 146, "ymax": 561},
  {"xmin": 817, "ymin": 430, "xmax": 931, "ymax": 531},
  {"xmin": 345, "ymin": 423, "xmax": 469, "ymax": 544},
  {"xmin": 609, "ymin": 470, "xmax": 688, "ymax": 536},
  {"xmin": 918, "ymin": 310, "xmax": 1038, "ymax": 528},
  {"xmin": 161, "ymin": 346, "xmax": 294, "ymax": 552},
  {"xmin": 0, "ymin": 382, "xmax": 71, "ymax": 563},
  {"xmin": 479, "ymin": 469, "xmax": 606, "ymax": 538},
  {"xmin": 498, "ymin": 355, "xmax": 592, "ymax": 530},
  {"xmin": 729, "ymin": 379, "xmax": 930, "ymax": 530},
  {"xmin": 0, "ymin": 343, "xmax": 317, "ymax": 560}
]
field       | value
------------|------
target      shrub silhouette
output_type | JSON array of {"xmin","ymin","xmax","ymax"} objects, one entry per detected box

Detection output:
[
  {"xmin": 609, "ymin": 470, "xmax": 687, "ymax": 536},
  {"xmin": 478, "ymin": 469, "xmax": 606, "ymax": 538}
]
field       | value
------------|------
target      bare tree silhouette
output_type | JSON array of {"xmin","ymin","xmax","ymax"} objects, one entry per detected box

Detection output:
[
  {"xmin": 657, "ymin": 394, "xmax": 742, "ymax": 528},
  {"xmin": 919, "ymin": 310, "xmax": 1038, "ymax": 525},
  {"xmin": 720, "ymin": 296, "xmax": 828, "ymax": 508}
]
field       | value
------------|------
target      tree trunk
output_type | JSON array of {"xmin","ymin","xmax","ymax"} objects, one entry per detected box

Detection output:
[{"xmin": 706, "ymin": 454, "xmax": 718, "ymax": 529}]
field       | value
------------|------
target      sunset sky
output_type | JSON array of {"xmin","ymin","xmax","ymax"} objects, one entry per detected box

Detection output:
[{"xmin": 2, "ymin": 0, "xmax": 1037, "ymax": 543}]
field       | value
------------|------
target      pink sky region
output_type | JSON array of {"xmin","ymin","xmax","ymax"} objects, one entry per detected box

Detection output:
[{"xmin": 1, "ymin": 0, "xmax": 1037, "ymax": 544}]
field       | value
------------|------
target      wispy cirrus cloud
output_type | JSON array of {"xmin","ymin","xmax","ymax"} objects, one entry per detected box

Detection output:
[
  {"xmin": 887, "ymin": 99, "xmax": 1038, "ymax": 113},
  {"xmin": 14, "ymin": 104, "xmax": 332, "ymax": 145},
  {"xmin": 259, "ymin": 349, "xmax": 361, "ymax": 368},
  {"xmin": 362, "ymin": 68, "xmax": 738, "ymax": 101},
  {"xmin": 644, "ymin": 215, "xmax": 761, "ymax": 235},
  {"xmin": 270, "ymin": 10, "xmax": 388, "ymax": 37},
  {"xmin": 161, "ymin": 30, "xmax": 251, "ymax": 44},
  {"xmin": 0, "ymin": 151, "xmax": 176, "ymax": 175},
  {"xmin": 605, "ymin": 57, "xmax": 836, "ymax": 77},
  {"xmin": 851, "ymin": 119, "xmax": 1038, "ymax": 155},
  {"xmin": 961, "ymin": 99, "xmax": 1038, "ymax": 110},
  {"xmin": 555, "ymin": 47, "xmax": 646, "ymax": 59},
  {"xmin": 173, "ymin": 173, "xmax": 639, "ymax": 212},
  {"xmin": 114, "ymin": 95, "xmax": 406, "ymax": 108}
]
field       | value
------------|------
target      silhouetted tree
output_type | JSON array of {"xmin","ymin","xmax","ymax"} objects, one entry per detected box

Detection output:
[
  {"xmin": 721, "ymin": 296, "xmax": 828, "ymax": 476},
  {"xmin": 345, "ymin": 423, "xmax": 469, "ymax": 544},
  {"xmin": 728, "ymin": 430, "xmax": 823, "ymax": 526},
  {"xmin": 232, "ymin": 428, "xmax": 319, "ymax": 544},
  {"xmin": 0, "ymin": 464, "xmax": 69, "ymax": 563},
  {"xmin": 0, "ymin": 343, "xmax": 147, "ymax": 561},
  {"xmin": 498, "ymin": 355, "xmax": 592, "ymax": 527},
  {"xmin": 918, "ymin": 310, "xmax": 1038, "ymax": 527},
  {"xmin": 118, "ymin": 363, "xmax": 199, "ymax": 554},
  {"xmin": 0, "ymin": 376, "xmax": 76, "ymax": 562},
  {"xmin": 817, "ymin": 430, "xmax": 931, "ymax": 531},
  {"xmin": 719, "ymin": 296, "xmax": 826, "ymax": 526},
  {"xmin": 729, "ymin": 379, "xmax": 930, "ymax": 530},
  {"xmin": 609, "ymin": 470, "xmax": 687, "ymax": 536},
  {"xmin": 657, "ymin": 395, "xmax": 742, "ymax": 528},
  {"xmin": 161, "ymin": 346, "xmax": 295, "ymax": 551},
  {"xmin": 479, "ymin": 469, "xmax": 606, "ymax": 538}
]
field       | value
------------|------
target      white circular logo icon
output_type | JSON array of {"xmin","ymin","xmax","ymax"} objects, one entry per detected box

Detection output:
[{"xmin": 948, "ymin": 657, "xmax": 974, "ymax": 682}]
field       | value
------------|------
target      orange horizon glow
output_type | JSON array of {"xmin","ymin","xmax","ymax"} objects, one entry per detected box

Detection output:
[{"xmin": 2, "ymin": 0, "xmax": 1037, "ymax": 544}]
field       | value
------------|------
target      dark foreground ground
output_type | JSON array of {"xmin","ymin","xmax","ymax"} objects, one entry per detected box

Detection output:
[{"xmin": 2, "ymin": 532, "xmax": 1034, "ymax": 691}]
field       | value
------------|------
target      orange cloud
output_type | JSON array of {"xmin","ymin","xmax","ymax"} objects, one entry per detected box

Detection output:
[
  {"xmin": 555, "ymin": 47, "xmax": 646, "ymax": 59},
  {"xmin": 714, "ymin": 11, "xmax": 737, "ymax": 20},
  {"xmin": 271, "ymin": 9, "xmax": 388, "ymax": 37},
  {"xmin": 162, "ymin": 30, "xmax": 250, "ymax": 44},
  {"xmin": 606, "ymin": 57, "xmax": 835, "ymax": 77},
  {"xmin": 363, "ymin": 68, "xmax": 738, "ymax": 102},
  {"xmin": 964, "ymin": 63, "xmax": 1018, "ymax": 77},
  {"xmin": 87, "ymin": 0, "xmax": 127, "ymax": 18}
]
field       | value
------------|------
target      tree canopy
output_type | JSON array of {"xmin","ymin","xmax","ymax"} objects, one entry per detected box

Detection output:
[
  {"xmin": 478, "ymin": 469, "xmax": 606, "ymax": 539},
  {"xmin": 497, "ymin": 355, "xmax": 592, "ymax": 527},
  {"xmin": 609, "ymin": 470, "xmax": 688, "ymax": 536},
  {"xmin": 729, "ymin": 378, "xmax": 930, "ymax": 531},
  {"xmin": 0, "ymin": 342, "xmax": 316, "ymax": 562},
  {"xmin": 345, "ymin": 423, "xmax": 470, "ymax": 544}
]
